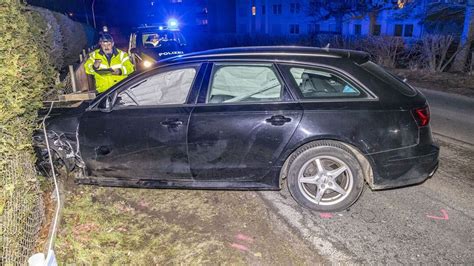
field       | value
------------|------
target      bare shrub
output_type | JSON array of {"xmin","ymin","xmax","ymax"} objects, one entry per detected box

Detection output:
[
  {"xmin": 401, "ymin": 41, "xmax": 425, "ymax": 71},
  {"xmin": 363, "ymin": 36, "xmax": 405, "ymax": 68},
  {"xmin": 419, "ymin": 34, "xmax": 459, "ymax": 72},
  {"xmin": 313, "ymin": 34, "xmax": 344, "ymax": 48},
  {"xmin": 417, "ymin": 34, "xmax": 472, "ymax": 73},
  {"xmin": 340, "ymin": 36, "xmax": 365, "ymax": 50}
]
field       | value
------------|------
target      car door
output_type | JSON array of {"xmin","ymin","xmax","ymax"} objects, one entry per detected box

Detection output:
[
  {"xmin": 187, "ymin": 62, "xmax": 303, "ymax": 185},
  {"xmin": 79, "ymin": 63, "xmax": 204, "ymax": 180}
]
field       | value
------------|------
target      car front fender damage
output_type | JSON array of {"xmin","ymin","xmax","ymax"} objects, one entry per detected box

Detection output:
[{"xmin": 33, "ymin": 126, "xmax": 84, "ymax": 175}]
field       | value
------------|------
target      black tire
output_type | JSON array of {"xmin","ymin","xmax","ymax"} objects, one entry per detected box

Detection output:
[{"xmin": 287, "ymin": 140, "xmax": 365, "ymax": 212}]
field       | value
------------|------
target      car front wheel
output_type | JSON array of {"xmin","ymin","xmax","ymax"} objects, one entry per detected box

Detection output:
[{"xmin": 287, "ymin": 141, "xmax": 365, "ymax": 212}]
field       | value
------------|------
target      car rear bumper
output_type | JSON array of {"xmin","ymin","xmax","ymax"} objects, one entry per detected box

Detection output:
[{"xmin": 368, "ymin": 143, "xmax": 440, "ymax": 190}]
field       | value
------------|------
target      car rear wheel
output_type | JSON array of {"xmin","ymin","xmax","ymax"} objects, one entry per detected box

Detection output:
[{"xmin": 287, "ymin": 141, "xmax": 365, "ymax": 212}]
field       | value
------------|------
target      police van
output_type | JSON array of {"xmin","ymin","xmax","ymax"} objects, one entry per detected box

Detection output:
[{"xmin": 128, "ymin": 20, "xmax": 186, "ymax": 71}]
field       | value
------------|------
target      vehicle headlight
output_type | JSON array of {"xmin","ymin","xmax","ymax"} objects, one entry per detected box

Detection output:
[{"xmin": 143, "ymin": 60, "xmax": 153, "ymax": 68}]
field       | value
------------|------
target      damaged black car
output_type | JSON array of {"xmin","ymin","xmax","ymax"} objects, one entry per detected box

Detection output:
[{"xmin": 34, "ymin": 46, "xmax": 439, "ymax": 212}]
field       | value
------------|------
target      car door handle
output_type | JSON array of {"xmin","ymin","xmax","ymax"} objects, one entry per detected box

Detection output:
[
  {"xmin": 160, "ymin": 119, "xmax": 183, "ymax": 127},
  {"xmin": 266, "ymin": 115, "xmax": 291, "ymax": 126}
]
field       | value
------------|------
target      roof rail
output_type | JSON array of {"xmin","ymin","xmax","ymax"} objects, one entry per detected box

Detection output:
[{"xmin": 162, "ymin": 46, "xmax": 370, "ymax": 64}]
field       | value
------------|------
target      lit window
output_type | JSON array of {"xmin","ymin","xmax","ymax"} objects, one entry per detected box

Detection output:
[{"xmin": 397, "ymin": 0, "xmax": 406, "ymax": 8}]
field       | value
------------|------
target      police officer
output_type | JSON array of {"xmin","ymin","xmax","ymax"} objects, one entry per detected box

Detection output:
[{"xmin": 85, "ymin": 33, "xmax": 134, "ymax": 93}]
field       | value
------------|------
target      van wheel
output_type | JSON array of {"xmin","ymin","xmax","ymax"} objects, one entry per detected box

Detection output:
[{"xmin": 287, "ymin": 141, "xmax": 364, "ymax": 212}]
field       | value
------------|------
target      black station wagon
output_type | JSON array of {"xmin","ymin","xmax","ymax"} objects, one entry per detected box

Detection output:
[{"xmin": 35, "ymin": 47, "xmax": 439, "ymax": 212}]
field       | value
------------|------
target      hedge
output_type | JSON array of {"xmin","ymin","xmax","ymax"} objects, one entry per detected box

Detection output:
[
  {"xmin": 30, "ymin": 6, "xmax": 97, "ymax": 71},
  {"xmin": 0, "ymin": 0, "xmax": 56, "ymax": 263}
]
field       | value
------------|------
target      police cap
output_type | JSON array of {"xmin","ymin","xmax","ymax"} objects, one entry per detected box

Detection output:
[{"xmin": 99, "ymin": 33, "xmax": 114, "ymax": 43}]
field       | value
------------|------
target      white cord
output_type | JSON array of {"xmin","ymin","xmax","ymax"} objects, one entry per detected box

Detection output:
[{"xmin": 42, "ymin": 101, "xmax": 60, "ymax": 256}]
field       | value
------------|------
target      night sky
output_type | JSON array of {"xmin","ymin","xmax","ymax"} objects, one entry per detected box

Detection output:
[{"xmin": 26, "ymin": 0, "xmax": 150, "ymax": 28}]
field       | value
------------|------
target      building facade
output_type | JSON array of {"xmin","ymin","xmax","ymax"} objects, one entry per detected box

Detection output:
[
  {"xmin": 142, "ymin": 0, "xmax": 236, "ymax": 33},
  {"xmin": 236, "ymin": 0, "xmax": 467, "ymax": 38},
  {"xmin": 236, "ymin": 0, "xmax": 314, "ymax": 35}
]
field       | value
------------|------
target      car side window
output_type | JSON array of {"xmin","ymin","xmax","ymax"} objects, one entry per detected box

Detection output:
[
  {"xmin": 289, "ymin": 67, "xmax": 361, "ymax": 98},
  {"xmin": 207, "ymin": 64, "xmax": 282, "ymax": 104},
  {"xmin": 116, "ymin": 68, "xmax": 196, "ymax": 107}
]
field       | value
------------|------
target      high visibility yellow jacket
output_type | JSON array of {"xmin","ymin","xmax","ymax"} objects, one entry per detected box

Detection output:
[{"xmin": 84, "ymin": 48, "xmax": 134, "ymax": 93}]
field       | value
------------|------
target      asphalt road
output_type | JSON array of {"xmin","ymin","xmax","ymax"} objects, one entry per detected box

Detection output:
[
  {"xmin": 259, "ymin": 90, "xmax": 474, "ymax": 264},
  {"xmin": 419, "ymin": 88, "xmax": 474, "ymax": 145}
]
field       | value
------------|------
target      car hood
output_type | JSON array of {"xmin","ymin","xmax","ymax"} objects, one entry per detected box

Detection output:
[
  {"xmin": 38, "ymin": 101, "xmax": 91, "ymax": 137},
  {"xmin": 141, "ymin": 43, "xmax": 185, "ymax": 60}
]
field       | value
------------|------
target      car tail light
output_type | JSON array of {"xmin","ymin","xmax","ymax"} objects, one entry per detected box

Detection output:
[{"xmin": 412, "ymin": 106, "xmax": 430, "ymax": 127}]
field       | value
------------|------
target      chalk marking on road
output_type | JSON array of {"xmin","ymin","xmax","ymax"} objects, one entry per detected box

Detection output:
[
  {"xmin": 426, "ymin": 209, "xmax": 449, "ymax": 220},
  {"xmin": 319, "ymin": 213, "xmax": 333, "ymax": 219},
  {"xmin": 236, "ymin": 233, "xmax": 254, "ymax": 243},
  {"xmin": 230, "ymin": 243, "xmax": 250, "ymax": 252}
]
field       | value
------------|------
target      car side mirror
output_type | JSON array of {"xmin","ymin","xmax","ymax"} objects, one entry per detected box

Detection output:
[{"xmin": 98, "ymin": 94, "xmax": 114, "ymax": 113}]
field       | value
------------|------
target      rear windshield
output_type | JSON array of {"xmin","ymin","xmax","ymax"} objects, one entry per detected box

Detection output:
[{"xmin": 360, "ymin": 61, "xmax": 417, "ymax": 96}]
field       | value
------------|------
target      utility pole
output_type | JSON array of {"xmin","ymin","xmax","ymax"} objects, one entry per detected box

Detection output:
[
  {"xmin": 92, "ymin": 0, "xmax": 96, "ymax": 29},
  {"xmin": 83, "ymin": 0, "xmax": 90, "ymax": 25}
]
